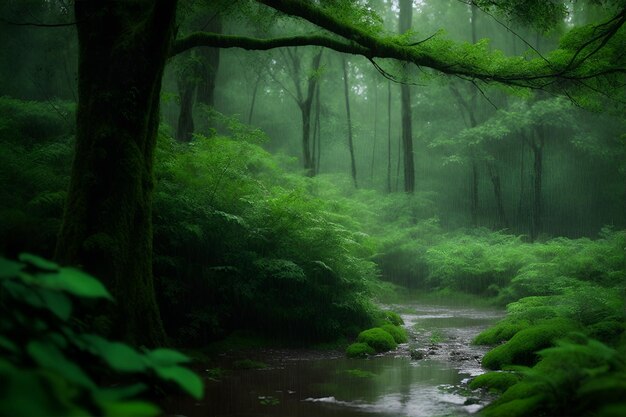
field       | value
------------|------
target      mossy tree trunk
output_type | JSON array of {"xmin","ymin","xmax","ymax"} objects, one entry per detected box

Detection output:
[{"xmin": 55, "ymin": 1, "xmax": 178, "ymax": 347}]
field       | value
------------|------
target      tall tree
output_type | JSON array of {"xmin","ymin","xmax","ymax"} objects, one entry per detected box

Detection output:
[
  {"xmin": 55, "ymin": 1, "xmax": 178, "ymax": 346},
  {"xmin": 341, "ymin": 56, "xmax": 358, "ymax": 188},
  {"xmin": 399, "ymin": 0, "xmax": 415, "ymax": 193}
]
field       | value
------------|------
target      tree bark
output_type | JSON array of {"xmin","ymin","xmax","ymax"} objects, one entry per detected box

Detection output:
[
  {"xmin": 196, "ymin": 16, "xmax": 222, "ymax": 106},
  {"xmin": 399, "ymin": 0, "xmax": 415, "ymax": 193},
  {"xmin": 530, "ymin": 126, "xmax": 545, "ymax": 240},
  {"xmin": 55, "ymin": 1, "xmax": 176, "ymax": 347},
  {"xmin": 176, "ymin": 75, "xmax": 195, "ymax": 142},
  {"xmin": 342, "ymin": 56, "xmax": 358, "ymax": 188},
  {"xmin": 248, "ymin": 72, "xmax": 263, "ymax": 124}
]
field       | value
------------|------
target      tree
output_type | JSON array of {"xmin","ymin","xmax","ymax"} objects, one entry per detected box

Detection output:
[
  {"xmin": 56, "ymin": 0, "xmax": 626, "ymax": 346},
  {"xmin": 341, "ymin": 56, "xmax": 358, "ymax": 187},
  {"xmin": 398, "ymin": 0, "xmax": 415, "ymax": 193}
]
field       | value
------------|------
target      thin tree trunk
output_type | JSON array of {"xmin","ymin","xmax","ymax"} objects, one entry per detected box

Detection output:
[
  {"xmin": 531, "ymin": 126, "xmax": 545, "ymax": 240},
  {"xmin": 342, "ymin": 56, "xmax": 357, "ymax": 188},
  {"xmin": 196, "ymin": 16, "xmax": 221, "ymax": 106},
  {"xmin": 247, "ymin": 72, "xmax": 262, "ymax": 124},
  {"xmin": 56, "ymin": 1, "xmax": 176, "ymax": 347},
  {"xmin": 370, "ymin": 81, "xmax": 378, "ymax": 185},
  {"xmin": 312, "ymin": 81, "xmax": 321, "ymax": 175},
  {"xmin": 399, "ymin": 0, "xmax": 415, "ymax": 193},
  {"xmin": 487, "ymin": 161, "xmax": 509, "ymax": 229},
  {"xmin": 471, "ymin": 160, "xmax": 479, "ymax": 226},
  {"xmin": 176, "ymin": 76, "xmax": 195, "ymax": 142},
  {"xmin": 386, "ymin": 80, "xmax": 392, "ymax": 193}
]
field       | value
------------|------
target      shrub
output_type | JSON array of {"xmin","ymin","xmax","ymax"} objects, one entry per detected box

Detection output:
[
  {"xmin": 0, "ymin": 254, "xmax": 203, "ymax": 417},
  {"xmin": 482, "ymin": 318, "xmax": 578, "ymax": 369},
  {"xmin": 346, "ymin": 342, "xmax": 375, "ymax": 358},
  {"xmin": 357, "ymin": 328, "xmax": 397, "ymax": 352},
  {"xmin": 380, "ymin": 324, "xmax": 408, "ymax": 344},
  {"xmin": 473, "ymin": 320, "xmax": 530, "ymax": 345},
  {"xmin": 384, "ymin": 311, "xmax": 404, "ymax": 326}
]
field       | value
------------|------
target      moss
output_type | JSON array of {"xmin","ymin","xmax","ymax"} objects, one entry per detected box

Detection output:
[
  {"xmin": 380, "ymin": 324, "xmax": 408, "ymax": 343},
  {"xmin": 587, "ymin": 320, "xmax": 625, "ymax": 344},
  {"xmin": 469, "ymin": 371, "xmax": 521, "ymax": 393},
  {"xmin": 473, "ymin": 320, "xmax": 530, "ymax": 345},
  {"xmin": 357, "ymin": 328, "xmax": 397, "ymax": 352},
  {"xmin": 346, "ymin": 342, "xmax": 375, "ymax": 358},
  {"xmin": 384, "ymin": 311, "xmax": 404, "ymax": 326},
  {"xmin": 481, "ymin": 395, "xmax": 544, "ymax": 417},
  {"xmin": 482, "ymin": 318, "xmax": 578, "ymax": 370}
]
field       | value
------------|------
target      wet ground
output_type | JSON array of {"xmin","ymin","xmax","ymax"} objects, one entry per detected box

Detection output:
[{"xmin": 165, "ymin": 303, "xmax": 502, "ymax": 417}]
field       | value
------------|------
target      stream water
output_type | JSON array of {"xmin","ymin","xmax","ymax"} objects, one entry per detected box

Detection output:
[{"xmin": 166, "ymin": 304, "xmax": 502, "ymax": 417}]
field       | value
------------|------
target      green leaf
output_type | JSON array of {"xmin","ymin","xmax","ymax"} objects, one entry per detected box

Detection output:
[
  {"xmin": 81, "ymin": 334, "xmax": 147, "ymax": 373},
  {"xmin": 38, "ymin": 267, "xmax": 113, "ymax": 300},
  {"xmin": 100, "ymin": 401, "xmax": 161, "ymax": 417},
  {"xmin": 19, "ymin": 253, "xmax": 59, "ymax": 271},
  {"xmin": 27, "ymin": 340, "xmax": 95, "ymax": 388},
  {"xmin": 146, "ymin": 348, "xmax": 191, "ymax": 366},
  {"xmin": 0, "ymin": 257, "xmax": 24, "ymax": 279},
  {"xmin": 154, "ymin": 365, "xmax": 204, "ymax": 400},
  {"xmin": 39, "ymin": 289, "xmax": 72, "ymax": 321},
  {"xmin": 95, "ymin": 383, "xmax": 148, "ymax": 402}
]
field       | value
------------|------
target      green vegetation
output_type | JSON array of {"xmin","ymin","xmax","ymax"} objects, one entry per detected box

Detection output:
[
  {"xmin": 1, "ymin": 0, "xmax": 625, "ymax": 415},
  {"xmin": 0, "ymin": 254, "xmax": 202, "ymax": 417},
  {"xmin": 346, "ymin": 342, "xmax": 376, "ymax": 358},
  {"xmin": 356, "ymin": 328, "xmax": 398, "ymax": 353}
]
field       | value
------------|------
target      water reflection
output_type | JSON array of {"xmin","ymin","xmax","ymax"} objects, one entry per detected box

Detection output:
[{"xmin": 165, "ymin": 305, "xmax": 501, "ymax": 417}]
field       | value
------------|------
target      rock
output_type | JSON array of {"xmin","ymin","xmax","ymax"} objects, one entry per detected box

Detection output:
[
  {"xmin": 410, "ymin": 349, "xmax": 424, "ymax": 360},
  {"xmin": 464, "ymin": 397, "xmax": 481, "ymax": 406}
]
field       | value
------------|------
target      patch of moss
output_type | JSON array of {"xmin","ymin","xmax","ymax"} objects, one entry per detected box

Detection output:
[
  {"xmin": 481, "ymin": 395, "xmax": 544, "ymax": 417},
  {"xmin": 346, "ymin": 342, "xmax": 375, "ymax": 358},
  {"xmin": 380, "ymin": 324, "xmax": 408, "ymax": 344},
  {"xmin": 473, "ymin": 320, "xmax": 530, "ymax": 345},
  {"xmin": 469, "ymin": 371, "xmax": 521, "ymax": 393},
  {"xmin": 384, "ymin": 311, "xmax": 404, "ymax": 326},
  {"xmin": 357, "ymin": 328, "xmax": 397, "ymax": 352},
  {"xmin": 482, "ymin": 318, "xmax": 578, "ymax": 370}
]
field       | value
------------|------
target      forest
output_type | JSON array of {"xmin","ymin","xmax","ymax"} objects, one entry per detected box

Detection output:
[{"xmin": 0, "ymin": 0, "xmax": 624, "ymax": 416}]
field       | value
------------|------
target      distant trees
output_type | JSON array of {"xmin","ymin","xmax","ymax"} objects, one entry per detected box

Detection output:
[{"xmin": 52, "ymin": 0, "xmax": 625, "ymax": 346}]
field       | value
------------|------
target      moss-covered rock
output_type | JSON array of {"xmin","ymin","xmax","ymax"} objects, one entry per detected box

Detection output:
[
  {"xmin": 346, "ymin": 342, "xmax": 375, "ymax": 358},
  {"xmin": 380, "ymin": 324, "xmax": 408, "ymax": 344},
  {"xmin": 384, "ymin": 311, "xmax": 404, "ymax": 326},
  {"xmin": 469, "ymin": 371, "xmax": 521, "ymax": 393},
  {"xmin": 482, "ymin": 318, "xmax": 578, "ymax": 370},
  {"xmin": 357, "ymin": 328, "xmax": 397, "ymax": 352},
  {"xmin": 473, "ymin": 320, "xmax": 530, "ymax": 345}
]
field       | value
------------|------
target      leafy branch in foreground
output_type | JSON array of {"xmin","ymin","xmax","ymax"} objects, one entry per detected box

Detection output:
[{"xmin": 0, "ymin": 254, "xmax": 203, "ymax": 417}]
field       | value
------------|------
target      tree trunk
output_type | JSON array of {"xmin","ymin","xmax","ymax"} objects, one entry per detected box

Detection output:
[
  {"xmin": 370, "ymin": 81, "xmax": 378, "ymax": 185},
  {"xmin": 531, "ymin": 127, "xmax": 545, "ymax": 240},
  {"xmin": 399, "ymin": 0, "xmax": 415, "ymax": 193},
  {"xmin": 55, "ymin": 1, "xmax": 176, "ymax": 347},
  {"xmin": 176, "ymin": 76, "xmax": 195, "ymax": 142},
  {"xmin": 300, "ymin": 101, "xmax": 315, "ymax": 175},
  {"xmin": 342, "ymin": 56, "xmax": 358, "ymax": 188},
  {"xmin": 196, "ymin": 16, "xmax": 222, "ymax": 106},
  {"xmin": 312, "ymin": 81, "xmax": 321, "ymax": 175},
  {"xmin": 487, "ymin": 161, "xmax": 509, "ymax": 229},
  {"xmin": 386, "ymin": 80, "xmax": 392, "ymax": 193},
  {"xmin": 471, "ymin": 160, "xmax": 479, "ymax": 226},
  {"xmin": 248, "ymin": 72, "xmax": 263, "ymax": 124}
]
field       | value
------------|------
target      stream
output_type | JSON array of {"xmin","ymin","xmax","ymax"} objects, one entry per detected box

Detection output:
[{"xmin": 166, "ymin": 304, "xmax": 502, "ymax": 417}]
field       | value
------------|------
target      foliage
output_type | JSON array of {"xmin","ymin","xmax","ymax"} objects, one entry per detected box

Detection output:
[
  {"xmin": 481, "ymin": 335, "xmax": 626, "ymax": 417},
  {"xmin": 356, "ymin": 328, "xmax": 397, "ymax": 353},
  {"xmin": 469, "ymin": 371, "xmax": 521, "ymax": 393},
  {"xmin": 153, "ymin": 120, "xmax": 379, "ymax": 343},
  {"xmin": 345, "ymin": 342, "xmax": 375, "ymax": 358},
  {"xmin": 0, "ymin": 254, "xmax": 203, "ymax": 417}
]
